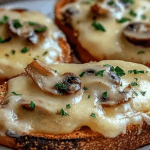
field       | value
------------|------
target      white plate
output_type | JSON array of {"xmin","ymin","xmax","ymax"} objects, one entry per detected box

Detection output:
[{"xmin": 0, "ymin": 0, "xmax": 149, "ymax": 150}]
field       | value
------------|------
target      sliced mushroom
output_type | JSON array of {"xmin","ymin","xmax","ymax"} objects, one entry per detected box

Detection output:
[
  {"xmin": 91, "ymin": 4, "xmax": 109, "ymax": 16},
  {"xmin": 8, "ymin": 19, "xmax": 47, "ymax": 44},
  {"xmin": 123, "ymin": 22, "xmax": 150, "ymax": 46},
  {"xmin": 25, "ymin": 60, "xmax": 81, "ymax": 95}
]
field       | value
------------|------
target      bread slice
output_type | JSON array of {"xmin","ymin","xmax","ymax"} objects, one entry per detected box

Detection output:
[
  {"xmin": 0, "ymin": 8, "xmax": 72, "ymax": 84},
  {"xmin": 1, "ymin": 60, "xmax": 150, "ymax": 149},
  {"xmin": 55, "ymin": 0, "xmax": 150, "ymax": 65}
]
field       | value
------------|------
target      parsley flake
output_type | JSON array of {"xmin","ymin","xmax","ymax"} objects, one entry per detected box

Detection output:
[
  {"xmin": 13, "ymin": 19, "xmax": 23, "ymax": 28},
  {"xmin": 95, "ymin": 70, "xmax": 105, "ymax": 77},
  {"xmin": 120, "ymin": 82, "xmax": 122, "ymax": 86},
  {"xmin": 11, "ymin": 50, "xmax": 16, "ymax": 55},
  {"xmin": 29, "ymin": 101, "xmax": 36, "ymax": 109},
  {"xmin": 140, "ymin": 91, "xmax": 146, "ymax": 96},
  {"xmin": 92, "ymin": 21, "xmax": 106, "ymax": 32},
  {"xmin": 138, "ymin": 51, "xmax": 145, "ymax": 54},
  {"xmin": 79, "ymin": 72, "xmax": 85, "ymax": 77},
  {"xmin": 141, "ymin": 14, "xmax": 146, "ymax": 20},
  {"xmin": 115, "ymin": 66, "xmax": 125, "ymax": 77},
  {"xmin": 102, "ymin": 91, "xmax": 108, "ymax": 99},
  {"xmin": 88, "ymin": 95, "xmax": 90, "ymax": 98},
  {"xmin": 120, "ymin": 0, "xmax": 134, "ymax": 4},
  {"xmin": 61, "ymin": 109, "xmax": 68, "ymax": 116},
  {"xmin": 129, "ymin": 9, "xmax": 137, "ymax": 17},
  {"xmin": 28, "ymin": 21, "xmax": 38, "ymax": 26},
  {"xmin": 21, "ymin": 47, "xmax": 28, "ymax": 53},
  {"xmin": 55, "ymin": 83, "xmax": 66, "ymax": 89},
  {"xmin": 108, "ymin": 0, "xmax": 115, "ymax": 5},
  {"xmin": 131, "ymin": 82, "xmax": 138, "ymax": 86},
  {"xmin": 0, "ymin": 16, "xmax": 9, "ymax": 25},
  {"xmin": 104, "ymin": 64, "xmax": 115, "ymax": 72},
  {"xmin": 34, "ymin": 26, "xmax": 47, "ymax": 33},
  {"xmin": 54, "ymin": 70, "xmax": 57, "ymax": 73},
  {"xmin": 66, "ymin": 104, "xmax": 71, "ymax": 109},
  {"xmin": 0, "ymin": 36, "xmax": 11, "ymax": 43},
  {"xmin": 83, "ymin": 86, "xmax": 88, "ymax": 90},
  {"xmin": 91, "ymin": 113, "xmax": 96, "ymax": 118},
  {"xmin": 11, "ymin": 91, "xmax": 22, "ymax": 96},
  {"xmin": 116, "ymin": 17, "xmax": 131, "ymax": 23},
  {"xmin": 134, "ymin": 91, "xmax": 138, "ymax": 96},
  {"xmin": 43, "ymin": 51, "xmax": 48, "ymax": 56}
]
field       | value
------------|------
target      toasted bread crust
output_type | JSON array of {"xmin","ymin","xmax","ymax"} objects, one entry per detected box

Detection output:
[
  {"xmin": 0, "ymin": 8, "xmax": 72, "ymax": 84},
  {"xmin": 1, "ymin": 82, "xmax": 150, "ymax": 150},
  {"xmin": 55, "ymin": 0, "xmax": 106, "ymax": 63}
]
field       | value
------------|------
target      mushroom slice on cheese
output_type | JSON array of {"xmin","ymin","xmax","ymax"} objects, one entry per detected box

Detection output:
[
  {"xmin": 123, "ymin": 22, "xmax": 150, "ymax": 46},
  {"xmin": 25, "ymin": 60, "xmax": 81, "ymax": 95},
  {"xmin": 8, "ymin": 19, "xmax": 47, "ymax": 44}
]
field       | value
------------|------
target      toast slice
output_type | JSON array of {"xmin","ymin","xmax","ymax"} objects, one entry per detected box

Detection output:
[
  {"xmin": 55, "ymin": 0, "xmax": 150, "ymax": 65},
  {"xmin": 0, "ymin": 8, "xmax": 72, "ymax": 84},
  {"xmin": 1, "ymin": 60, "xmax": 150, "ymax": 149}
]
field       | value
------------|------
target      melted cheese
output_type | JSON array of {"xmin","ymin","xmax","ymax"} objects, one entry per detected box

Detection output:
[
  {"xmin": 62, "ymin": 0, "xmax": 150, "ymax": 63},
  {"xmin": 0, "ymin": 9, "xmax": 65, "ymax": 78},
  {"xmin": 1, "ymin": 60, "xmax": 150, "ymax": 138}
]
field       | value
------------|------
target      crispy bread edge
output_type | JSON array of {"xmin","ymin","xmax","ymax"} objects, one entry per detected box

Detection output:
[{"xmin": 1, "ymin": 82, "xmax": 150, "ymax": 149}]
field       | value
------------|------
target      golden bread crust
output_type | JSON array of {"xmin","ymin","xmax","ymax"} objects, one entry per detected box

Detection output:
[{"xmin": 0, "ymin": 82, "xmax": 150, "ymax": 150}]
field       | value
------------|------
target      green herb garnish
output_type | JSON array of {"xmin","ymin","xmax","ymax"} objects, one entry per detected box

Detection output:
[
  {"xmin": 0, "ymin": 16, "xmax": 9, "ymax": 25},
  {"xmin": 131, "ymin": 82, "xmax": 138, "ymax": 86},
  {"xmin": 129, "ymin": 9, "xmax": 137, "ymax": 17},
  {"xmin": 11, "ymin": 50, "xmax": 16, "ymax": 55},
  {"xmin": 115, "ymin": 66, "xmax": 125, "ymax": 77},
  {"xmin": 13, "ymin": 19, "xmax": 23, "ymax": 28},
  {"xmin": 116, "ymin": 17, "xmax": 131, "ymax": 23},
  {"xmin": 66, "ymin": 104, "xmax": 71, "ymax": 109},
  {"xmin": 79, "ymin": 72, "xmax": 85, "ymax": 77},
  {"xmin": 43, "ymin": 51, "xmax": 48, "ymax": 56},
  {"xmin": 11, "ymin": 91, "xmax": 22, "ymax": 96},
  {"xmin": 134, "ymin": 91, "xmax": 138, "ymax": 96},
  {"xmin": 141, "ymin": 14, "xmax": 146, "ymax": 20},
  {"xmin": 120, "ymin": 0, "xmax": 134, "ymax": 4},
  {"xmin": 34, "ymin": 26, "xmax": 47, "ymax": 33},
  {"xmin": 102, "ymin": 91, "xmax": 108, "ymax": 99},
  {"xmin": 95, "ymin": 70, "xmax": 105, "ymax": 77},
  {"xmin": 61, "ymin": 109, "xmax": 68, "ymax": 116},
  {"xmin": 88, "ymin": 95, "xmax": 90, "ymax": 98},
  {"xmin": 92, "ymin": 21, "xmax": 106, "ymax": 32},
  {"xmin": 108, "ymin": 0, "xmax": 115, "ymax": 5},
  {"xmin": 28, "ymin": 21, "xmax": 38, "ymax": 26},
  {"xmin": 140, "ymin": 91, "xmax": 146, "ymax": 96},
  {"xmin": 83, "ymin": 86, "xmax": 88, "ymax": 90},
  {"xmin": 55, "ymin": 83, "xmax": 66, "ymax": 89},
  {"xmin": 29, "ymin": 101, "xmax": 35, "ymax": 109},
  {"xmin": 21, "ymin": 47, "xmax": 28, "ymax": 53},
  {"xmin": 54, "ymin": 70, "xmax": 57, "ymax": 73},
  {"xmin": 138, "ymin": 51, "xmax": 145, "ymax": 54},
  {"xmin": 90, "ymin": 113, "xmax": 96, "ymax": 118}
]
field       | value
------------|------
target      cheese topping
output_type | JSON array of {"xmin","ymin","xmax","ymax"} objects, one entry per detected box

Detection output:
[
  {"xmin": 0, "ymin": 9, "xmax": 66, "ymax": 78},
  {"xmin": 1, "ymin": 60, "xmax": 150, "ymax": 138},
  {"xmin": 62, "ymin": 0, "xmax": 150, "ymax": 64}
]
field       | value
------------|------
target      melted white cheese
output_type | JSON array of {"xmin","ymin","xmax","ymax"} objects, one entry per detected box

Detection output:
[
  {"xmin": 0, "ymin": 9, "xmax": 66, "ymax": 78},
  {"xmin": 62, "ymin": 0, "xmax": 150, "ymax": 63},
  {"xmin": 1, "ymin": 60, "xmax": 150, "ymax": 138}
]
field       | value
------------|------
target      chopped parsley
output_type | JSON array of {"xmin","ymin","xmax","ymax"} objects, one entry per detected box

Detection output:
[
  {"xmin": 88, "ymin": 95, "xmax": 90, "ymax": 98},
  {"xmin": 104, "ymin": 64, "xmax": 115, "ymax": 72},
  {"xmin": 55, "ymin": 83, "xmax": 66, "ymax": 89},
  {"xmin": 28, "ymin": 21, "xmax": 38, "ymax": 26},
  {"xmin": 90, "ymin": 113, "xmax": 96, "ymax": 118},
  {"xmin": 34, "ymin": 26, "xmax": 47, "ymax": 33},
  {"xmin": 11, "ymin": 91, "xmax": 22, "ymax": 96},
  {"xmin": 134, "ymin": 91, "xmax": 138, "ymax": 96},
  {"xmin": 138, "ymin": 51, "xmax": 145, "ymax": 54},
  {"xmin": 29, "ymin": 101, "xmax": 35, "ymax": 109},
  {"xmin": 134, "ymin": 78, "xmax": 138, "ymax": 82},
  {"xmin": 128, "ymin": 70, "xmax": 133, "ymax": 74},
  {"xmin": 43, "ymin": 51, "xmax": 48, "ymax": 56},
  {"xmin": 92, "ymin": 21, "xmax": 106, "ymax": 32},
  {"xmin": 61, "ymin": 109, "xmax": 68, "ymax": 116},
  {"xmin": 115, "ymin": 66, "xmax": 126, "ymax": 77},
  {"xmin": 95, "ymin": 70, "xmax": 105, "ymax": 77},
  {"xmin": 13, "ymin": 19, "xmax": 23, "ymax": 28},
  {"xmin": 83, "ymin": 86, "xmax": 88, "ymax": 90},
  {"xmin": 54, "ymin": 70, "xmax": 57, "ymax": 73},
  {"xmin": 79, "ymin": 71, "xmax": 85, "ymax": 77},
  {"xmin": 21, "ymin": 47, "xmax": 28, "ymax": 53},
  {"xmin": 66, "ymin": 104, "xmax": 71, "ymax": 109},
  {"xmin": 0, "ymin": 15, "xmax": 9, "ymax": 25},
  {"xmin": 129, "ymin": 9, "xmax": 137, "ymax": 17},
  {"xmin": 102, "ymin": 91, "xmax": 108, "ymax": 99},
  {"xmin": 116, "ymin": 17, "xmax": 131, "ymax": 23},
  {"xmin": 107, "ymin": 0, "xmax": 115, "ymax": 5},
  {"xmin": 0, "ymin": 36, "xmax": 11, "ymax": 43},
  {"xmin": 128, "ymin": 69, "xmax": 144, "ymax": 74},
  {"xmin": 120, "ymin": 82, "xmax": 122, "ymax": 86},
  {"xmin": 11, "ymin": 50, "xmax": 16, "ymax": 55},
  {"xmin": 131, "ymin": 82, "xmax": 138, "ymax": 86},
  {"xmin": 141, "ymin": 14, "xmax": 146, "ymax": 20},
  {"xmin": 120, "ymin": 0, "xmax": 134, "ymax": 4},
  {"xmin": 140, "ymin": 91, "xmax": 146, "ymax": 96},
  {"xmin": 33, "ymin": 58, "xmax": 37, "ymax": 60}
]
